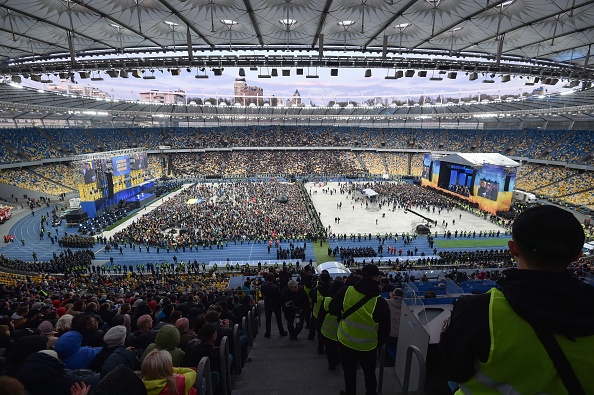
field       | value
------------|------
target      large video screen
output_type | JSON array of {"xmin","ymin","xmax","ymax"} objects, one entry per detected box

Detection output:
[
  {"xmin": 421, "ymin": 154, "xmax": 516, "ymax": 213},
  {"xmin": 131, "ymin": 153, "xmax": 148, "ymax": 170},
  {"xmin": 81, "ymin": 161, "xmax": 96, "ymax": 184},
  {"xmin": 111, "ymin": 156, "xmax": 130, "ymax": 176}
]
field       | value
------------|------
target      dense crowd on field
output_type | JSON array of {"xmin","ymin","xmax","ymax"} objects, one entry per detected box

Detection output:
[{"xmin": 111, "ymin": 180, "xmax": 318, "ymax": 249}]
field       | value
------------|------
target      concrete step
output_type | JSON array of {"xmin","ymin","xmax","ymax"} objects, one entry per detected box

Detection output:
[{"xmin": 230, "ymin": 315, "xmax": 402, "ymax": 395}]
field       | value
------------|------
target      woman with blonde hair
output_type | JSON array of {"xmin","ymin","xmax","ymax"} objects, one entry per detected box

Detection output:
[{"xmin": 141, "ymin": 349, "xmax": 197, "ymax": 395}]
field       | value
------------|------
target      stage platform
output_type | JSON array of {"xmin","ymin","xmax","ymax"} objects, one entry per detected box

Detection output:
[{"xmin": 125, "ymin": 192, "xmax": 155, "ymax": 208}]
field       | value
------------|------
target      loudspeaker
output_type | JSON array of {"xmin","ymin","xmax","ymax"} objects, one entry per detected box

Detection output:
[
  {"xmin": 282, "ymin": 69, "xmax": 290, "ymax": 76},
  {"xmin": 296, "ymin": 68, "xmax": 304, "ymax": 75},
  {"xmin": 79, "ymin": 71, "xmax": 90, "ymax": 79},
  {"xmin": 418, "ymin": 70, "xmax": 427, "ymax": 77},
  {"xmin": 271, "ymin": 68, "xmax": 278, "ymax": 77},
  {"xmin": 239, "ymin": 68, "xmax": 245, "ymax": 76},
  {"xmin": 364, "ymin": 69, "xmax": 372, "ymax": 78},
  {"xmin": 447, "ymin": 72, "xmax": 457, "ymax": 79},
  {"xmin": 330, "ymin": 69, "xmax": 338, "ymax": 77},
  {"xmin": 405, "ymin": 70, "xmax": 415, "ymax": 77},
  {"xmin": 501, "ymin": 74, "xmax": 511, "ymax": 83},
  {"xmin": 106, "ymin": 172, "xmax": 114, "ymax": 199}
]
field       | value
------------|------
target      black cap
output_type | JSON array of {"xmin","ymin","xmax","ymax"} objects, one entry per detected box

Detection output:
[
  {"xmin": 512, "ymin": 205, "xmax": 584, "ymax": 261},
  {"xmin": 361, "ymin": 264, "xmax": 381, "ymax": 277}
]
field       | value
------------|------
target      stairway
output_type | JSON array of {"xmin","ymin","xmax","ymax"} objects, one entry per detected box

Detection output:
[{"xmin": 231, "ymin": 311, "xmax": 402, "ymax": 395}]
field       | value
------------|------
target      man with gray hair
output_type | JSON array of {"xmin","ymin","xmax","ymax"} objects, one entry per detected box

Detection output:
[{"xmin": 280, "ymin": 279, "xmax": 310, "ymax": 340}]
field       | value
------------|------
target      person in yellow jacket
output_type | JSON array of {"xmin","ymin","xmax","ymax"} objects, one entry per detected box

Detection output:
[
  {"xmin": 441, "ymin": 205, "xmax": 594, "ymax": 394},
  {"xmin": 317, "ymin": 276, "xmax": 345, "ymax": 370},
  {"xmin": 142, "ymin": 349, "xmax": 197, "ymax": 395},
  {"xmin": 329, "ymin": 265, "xmax": 390, "ymax": 395}
]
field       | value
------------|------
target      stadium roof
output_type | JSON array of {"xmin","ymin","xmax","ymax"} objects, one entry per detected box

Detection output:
[
  {"xmin": 439, "ymin": 152, "xmax": 519, "ymax": 167},
  {"xmin": 1, "ymin": 0, "xmax": 594, "ymax": 84}
]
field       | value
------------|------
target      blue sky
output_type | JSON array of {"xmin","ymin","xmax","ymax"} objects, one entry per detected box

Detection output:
[{"xmin": 24, "ymin": 66, "xmax": 570, "ymax": 105}]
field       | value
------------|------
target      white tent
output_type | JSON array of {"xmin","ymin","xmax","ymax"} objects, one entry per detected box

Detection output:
[{"xmin": 362, "ymin": 189, "xmax": 378, "ymax": 198}]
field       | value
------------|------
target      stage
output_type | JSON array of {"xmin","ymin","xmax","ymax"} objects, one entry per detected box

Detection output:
[{"xmin": 125, "ymin": 192, "xmax": 155, "ymax": 209}]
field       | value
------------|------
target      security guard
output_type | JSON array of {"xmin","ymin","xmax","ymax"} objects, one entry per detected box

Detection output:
[
  {"xmin": 329, "ymin": 265, "xmax": 390, "ymax": 395},
  {"xmin": 318, "ymin": 277, "xmax": 345, "ymax": 370},
  {"xmin": 441, "ymin": 205, "xmax": 594, "ymax": 394}
]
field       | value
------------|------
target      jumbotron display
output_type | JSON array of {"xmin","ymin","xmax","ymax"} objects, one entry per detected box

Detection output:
[{"xmin": 421, "ymin": 153, "xmax": 519, "ymax": 213}]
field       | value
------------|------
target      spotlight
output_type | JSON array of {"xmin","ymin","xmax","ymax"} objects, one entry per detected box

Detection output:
[
  {"xmin": 239, "ymin": 68, "xmax": 245, "ymax": 76},
  {"xmin": 364, "ymin": 69, "xmax": 372, "ymax": 78},
  {"xmin": 405, "ymin": 70, "xmax": 415, "ymax": 77},
  {"xmin": 78, "ymin": 71, "xmax": 90, "ymax": 79},
  {"xmin": 170, "ymin": 69, "xmax": 181, "ymax": 76},
  {"xmin": 212, "ymin": 68, "xmax": 224, "ymax": 76},
  {"xmin": 501, "ymin": 74, "xmax": 511, "ymax": 83},
  {"xmin": 282, "ymin": 69, "xmax": 291, "ymax": 77},
  {"xmin": 469, "ymin": 72, "xmax": 478, "ymax": 81},
  {"xmin": 417, "ymin": 71, "xmax": 427, "ymax": 77},
  {"xmin": 11, "ymin": 75, "xmax": 21, "ymax": 83},
  {"xmin": 120, "ymin": 70, "xmax": 128, "ymax": 78},
  {"xmin": 30, "ymin": 74, "xmax": 42, "ymax": 82},
  {"xmin": 296, "ymin": 68, "xmax": 304, "ymax": 75},
  {"xmin": 132, "ymin": 70, "xmax": 142, "ymax": 78},
  {"xmin": 59, "ymin": 72, "xmax": 69, "ymax": 79},
  {"xmin": 396, "ymin": 70, "xmax": 404, "ymax": 78},
  {"xmin": 447, "ymin": 72, "xmax": 457, "ymax": 79}
]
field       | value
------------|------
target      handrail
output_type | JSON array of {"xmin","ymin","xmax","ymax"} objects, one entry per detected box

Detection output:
[
  {"xmin": 251, "ymin": 306, "xmax": 258, "ymax": 336},
  {"xmin": 219, "ymin": 336, "xmax": 231, "ymax": 395},
  {"xmin": 233, "ymin": 324, "xmax": 242, "ymax": 375},
  {"xmin": 246, "ymin": 311, "xmax": 254, "ymax": 347},
  {"xmin": 377, "ymin": 344, "xmax": 386, "ymax": 394},
  {"xmin": 196, "ymin": 356, "xmax": 213, "ymax": 395},
  {"xmin": 402, "ymin": 345, "xmax": 426, "ymax": 395}
]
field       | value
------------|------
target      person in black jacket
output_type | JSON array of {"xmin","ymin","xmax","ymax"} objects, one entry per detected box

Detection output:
[
  {"xmin": 440, "ymin": 205, "xmax": 594, "ymax": 394},
  {"xmin": 261, "ymin": 272, "xmax": 287, "ymax": 338},
  {"xmin": 280, "ymin": 280, "xmax": 310, "ymax": 340}
]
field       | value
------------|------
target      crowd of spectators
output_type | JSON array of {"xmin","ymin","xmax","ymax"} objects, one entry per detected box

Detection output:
[
  {"xmin": 111, "ymin": 180, "xmax": 317, "ymax": 248},
  {"xmin": 0, "ymin": 265, "xmax": 258, "ymax": 395},
  {"xmin": 0, "ymin": 249, "xmax": 94, "ymax": 275},
  {"xmin": 0, "ymin": 126, "xmax": 593, "ymax": 208},
  {"xmin": 59, "ymin": 235, "xmax": 95, "ymax": 249},
  {"xmin": 0, "ymin": 127, "xmax": 593, "ymax": 164}
]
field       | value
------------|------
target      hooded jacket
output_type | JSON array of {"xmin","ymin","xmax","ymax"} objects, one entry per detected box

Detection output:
[
  {"xmin": 440, "ymin": 269, "xmax": 594, "ymax": 385},
  {"xmin": 54, "ymin": 331, "xmax": 102, "ymax": 370},
  {"xmin": 142, "ymin": 324, "xmax": 185, "ymax": 367},
  {"xmin": 142, "ymin": 367, "xmax": 197, "ymax": 395},
  {"xmin": 16, "ymin": 352, "xmax": 74, "ymax": 395}
]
